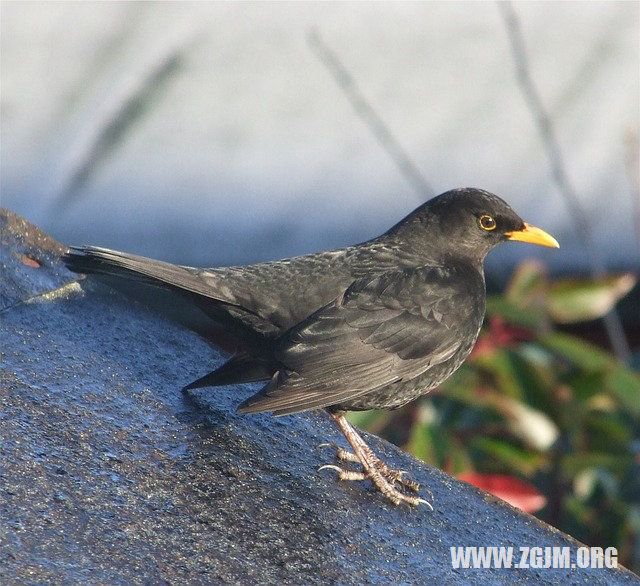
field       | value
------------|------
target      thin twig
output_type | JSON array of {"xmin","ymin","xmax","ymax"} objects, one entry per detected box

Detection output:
[
  {"xmin": 308, "ymin": 29, "xmax": 434, "ymax": 201},
  {"xmin": 54, "ymin": 46, "xmax": 185, "ymax": 210},
  {"xmin": 498, "ymin": 1, "xmax": 631, "ymax": 362},
  {"xmin": 623, "ymin": 127, "xmax": 640, "ymax": 255}
]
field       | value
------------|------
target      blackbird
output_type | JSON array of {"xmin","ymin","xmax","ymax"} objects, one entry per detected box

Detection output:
[{"xmin": 63, "ymin": 188, "xmax": 558, "ymax": 507}]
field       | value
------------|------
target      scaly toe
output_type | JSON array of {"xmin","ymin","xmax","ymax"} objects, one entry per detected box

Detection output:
[
  {"xmin": 371, "ymin": 462, "xmax": 422, "ymax": 492},
  {"xmin": 317, "ymin": 442, "xmax": 359, "ymax": 463},
  {"xmin": 397, "ymin": 476, "xmax": 422, "ymax": 493},
  {"xmin": 318, "ymin": 464, "xmax": 367, "ymax": 481},
  {"xmin": 378, "ymin": 484, "xmax": 433, "ymax": 508}
]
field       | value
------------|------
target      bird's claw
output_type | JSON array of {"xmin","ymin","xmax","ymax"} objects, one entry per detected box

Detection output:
[
  {"xmin": 412, "ymin": 497, "xmax": 434, "ymax": 510},
  {"xmin": 318, "ymin": 464, "xmax": 367, "ymax": 481}
]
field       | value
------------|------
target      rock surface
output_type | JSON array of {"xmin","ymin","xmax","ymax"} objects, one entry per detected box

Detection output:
[{"xmin": 1, "ymin": 208, "xmax": 637, "ymax": 585}]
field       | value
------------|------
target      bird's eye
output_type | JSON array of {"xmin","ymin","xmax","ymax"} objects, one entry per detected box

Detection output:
[{"xmin": 478, "ymin": 215, "xmax": 497, "ymax": 231}]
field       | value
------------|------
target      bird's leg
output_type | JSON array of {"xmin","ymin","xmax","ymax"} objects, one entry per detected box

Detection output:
[{"xmin": 319, "ymin": 412, "xmax": 432, "ymax": 508}]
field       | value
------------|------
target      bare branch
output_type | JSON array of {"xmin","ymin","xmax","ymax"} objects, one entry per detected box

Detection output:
[
  {"xmin": 308, "ymin": 29, "xmax": 434, "ymax": 201},
  {"xmin": 498, "ymin": 1, "xmax": 631, "ymax": 361}
]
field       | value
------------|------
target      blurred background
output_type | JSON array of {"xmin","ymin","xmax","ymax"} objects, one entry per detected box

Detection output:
[{"xmin": 2, "ymin": 0, "xmax": 639, "ymax": 572}]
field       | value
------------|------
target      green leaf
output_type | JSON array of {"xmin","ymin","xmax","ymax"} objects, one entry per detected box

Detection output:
[
  {"xmin": 561, "ymin": 452, "xmax": 633, "ymax": 478},
  {"xmin": 488, "ymin": 261, "xmax": 550, "ymax": 328},
  {"xmin": 446, "ymin": 438, "xmax": 475, "ymax": 474},
  {"xmin": 584, "ymin": 412, "xmax": 631, "ymax": 450},
  {"xmin": 605, "ymin": 367, "xmax": 640, "ymax": 416},
  {"xmin": 540, "ymin": 332, "xmax": 640, "ymax": 416},
  {"xmin": 406, "ymin": 420, "xmax": 437, "ymax": 464},
  {"xmin": 570, "ymin": 371, "xmax": 607, "ymax": 403},
  {"xmin": 486, "ymin": 296, "xmax": 545, "ymax": 329},
  {"xmin": 438, "ymin": 365, "xmax": 482, "ymax": 404},
  {"xmin": 547, "ymin": 274, "xmax": 636, "ymax": 324},
  {"xmin": 539, "ymin": 332, "xmax": 611, "ymax": 371},
  {"xmin": 346, "ymin": 410, "xmax": 391, "ymax": 433},
  {"xmin": 506, "ymin": 260, "xmax": 547, "ymax": 305},
  {"xmin": 475, "ymin": 348, "xmax": 525, "ymax": 399},
  {"xmin": 469, "ymin": 436, "xmax": 544, "ymax": 476}
]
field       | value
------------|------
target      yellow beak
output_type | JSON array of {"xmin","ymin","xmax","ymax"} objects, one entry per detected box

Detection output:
[{"xmin": 505, "ymin": 223, "xmax": 559, "ymax": 248}]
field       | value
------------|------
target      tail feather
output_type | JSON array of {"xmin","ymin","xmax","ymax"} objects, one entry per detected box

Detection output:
[
  {"xmin": 184, "ymin": 354, "xmax": 274, "ymax": 390},
  {"xmin": 64, "ymin": 245, "xmax": 280, "ymax": 353},
  {"xmin": 63, "ymin": 246, "xmax": 215, "ymax": 298}
]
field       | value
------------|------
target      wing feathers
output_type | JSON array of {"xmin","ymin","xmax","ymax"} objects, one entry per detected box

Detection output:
[{"xmin": 240, "ymin": 264, "xmax": 481, "ymax": 414}]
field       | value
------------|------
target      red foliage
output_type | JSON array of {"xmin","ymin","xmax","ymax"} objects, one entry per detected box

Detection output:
[
  {"xmin": 458, "ymin": 472, "xmax": 547, "ymax": 513},
  {"xmin": 471, "ymin": 316, "xmax": 533, "ymax": 358}
]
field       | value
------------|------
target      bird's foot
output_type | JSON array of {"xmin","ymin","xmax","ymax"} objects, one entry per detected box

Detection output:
[
  {"xmin": 318, "ymin": 441, "xmax": 432, "ymax": 509},
  {"xmin": 318, "ymin": 442, "xmax": 419, "ymax": 490}
]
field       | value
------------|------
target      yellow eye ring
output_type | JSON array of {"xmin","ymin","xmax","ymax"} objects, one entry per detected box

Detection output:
[{"xmin": 478, "ymin": 215, "xmax": 497, "ymax": 231}]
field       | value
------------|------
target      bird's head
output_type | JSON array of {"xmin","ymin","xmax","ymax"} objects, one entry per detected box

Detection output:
[{"xmin": 387, "ymin": 188, "xmax": 558, "ymax": 262}]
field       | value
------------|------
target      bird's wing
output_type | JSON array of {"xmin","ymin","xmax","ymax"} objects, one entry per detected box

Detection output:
[{"xmin": 238, "ymin": 264, "xmax": 483, "ymax": 415}]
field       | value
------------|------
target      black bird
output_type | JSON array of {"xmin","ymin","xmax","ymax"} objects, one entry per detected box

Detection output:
[{"xmin": 63, "ymin": 188, "xmax": 558, "ymax": 507}]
